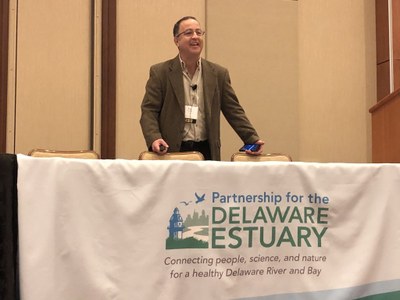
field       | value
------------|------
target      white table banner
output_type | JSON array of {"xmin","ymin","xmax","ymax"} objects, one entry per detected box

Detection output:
[{"xmin": 17, "ymin": 155, "xmax": 400, "ymax": 300}]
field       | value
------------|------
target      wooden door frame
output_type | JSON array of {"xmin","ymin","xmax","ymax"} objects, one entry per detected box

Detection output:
[
  {"xmin": 101, "ymin": 0, "xmax": 116, "ymax": 159},
  {"xmin": 0, "ymin": 0, "xmax": 10, "ymax": 153}
]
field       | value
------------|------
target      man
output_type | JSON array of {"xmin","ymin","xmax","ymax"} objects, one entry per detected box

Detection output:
[{"xmin": 140, "ymin": 16, "xmax": 264, "ymax": 160}]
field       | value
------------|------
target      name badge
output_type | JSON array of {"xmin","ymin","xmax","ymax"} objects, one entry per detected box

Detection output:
[{"xmin": 185, "ymin": 105, "xmax": 198, "ymax": 123}]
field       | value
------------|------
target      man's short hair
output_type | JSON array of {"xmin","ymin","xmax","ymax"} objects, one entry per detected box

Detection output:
[{"xmin": 173, "ymin": 16, "xmax": 198, "ymax": 37}]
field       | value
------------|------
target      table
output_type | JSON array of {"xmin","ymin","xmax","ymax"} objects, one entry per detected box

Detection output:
[
  {"xmin": 0, "ymin": 154, "xmax": 18, "ymax": 300},
  {"xmin": 2, "ymin": 154, "xmax": 400, "ymax": 300}
]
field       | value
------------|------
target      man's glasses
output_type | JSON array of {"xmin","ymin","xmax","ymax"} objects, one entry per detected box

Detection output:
[{"xmin": 175, "ymin": 29, "xmax": 205, "ymax": 38}]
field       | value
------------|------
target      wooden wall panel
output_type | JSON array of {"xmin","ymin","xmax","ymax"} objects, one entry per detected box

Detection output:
[
  {"xmin": 0, "ymin": 0, "xmax": 9, "ymax": 153},
  {"xmin": 394, "ymin": 59, "xmax": 400, "ymax": 90},
  {"xmin": 206, "ymin": 0, "xmax": 299, "ymax": 161},
  {"xmin": 14, "ymin": 0, "xmax": 93, "ymax": 154},
  {"xmin": 370, "ymin": 90, "xmax": 400, "ymax": 162},
  {"xmin": 377, "ymin": 61, "xmax": 391, "ymax": 99},
  {"xmin": 376, "ymin": 0, "xmax": 390, "ymax": 100},
  {"xmin": 371, "ymin": 0, "xmax": 400, "ymax": 162},
  {"xmin": 5, "ymin": 0, "xmax": 377, "ymax": 162},
  {"xmin": 392, "ymin": 0, "xmax": 400, "ymax": 59},
  {"xmin": 376, "ymin": 0, "xmax": 389, "ymax": 64},
  {"xmin": 101, "ymin": 0, "xmax": 116, "ymax": 159},
  {"xmin": 299, "ymin": 0, "xmax": 376, "ymax": 162},
  {"xmin": 393, "ymin": 0, "xmax": 400, "ymax": 90},
  {"xmin": 115, "ymin": 0, "xmax": 205, "ymax": 159}
]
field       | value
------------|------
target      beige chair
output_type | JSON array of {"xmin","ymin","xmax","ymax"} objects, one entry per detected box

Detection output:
[
  {"xmin": 138, "ymin": 151, "xmax": 204, "ymax": 161},
  {"xmin": 231, "ymin": 152, "xmax": 292, "ymax": 162},
  {"xmin": 28, "ymin": 149, "xmax": 100, "ymax": 159}
]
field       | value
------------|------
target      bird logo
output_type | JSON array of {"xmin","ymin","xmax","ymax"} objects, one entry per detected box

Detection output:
[
  {"xmin": 180, "ymin": 201, "xmax": 192, "ymax": 206},
  {"xmin": 195, "ymin": 192, "xmax": 205, "ymax": 204}
]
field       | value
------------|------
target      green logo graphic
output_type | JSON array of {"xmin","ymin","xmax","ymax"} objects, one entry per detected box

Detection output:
[{"xmin": 166, "ymin": 193, "xmax": 209, "ymax": 249}]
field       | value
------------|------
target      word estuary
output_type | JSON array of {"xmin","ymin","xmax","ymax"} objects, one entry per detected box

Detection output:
[{"xmin": 211, "ymin": 226, "xmax": 327, "ymax": 249}]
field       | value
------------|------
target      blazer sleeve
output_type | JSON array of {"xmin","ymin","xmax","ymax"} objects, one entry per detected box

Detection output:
[
  {"xmin": 219, "ymin": 69, "xmax": 260, "ymax": 144},
  {"xmin": 140, "ymin": 66, "xmax": 164, "ymax": 148}
]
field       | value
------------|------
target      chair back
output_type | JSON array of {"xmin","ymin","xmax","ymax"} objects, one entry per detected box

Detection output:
[
  {"xmin": 138, "ymin": 151, "xmax": 204, "ymax": 161},
  {"xmin": 231, "ymin": 152, "xmax": 292, "ymax": 162},
  {"xmin": 28, "ymin": 149, "xmax": 100, "ymax": 159}
]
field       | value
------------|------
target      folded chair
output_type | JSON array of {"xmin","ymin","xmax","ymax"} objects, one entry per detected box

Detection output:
[
  {"xmin": 231, "ymin": 152, "xmax": 292, "ymax": 162},
  {"xmin": 138, "ymin": 151, "xmax": 204, "ymax": 161},
  {"xmin": 28, "ymin": 149, "xmax": 100, "ymax": 159}
]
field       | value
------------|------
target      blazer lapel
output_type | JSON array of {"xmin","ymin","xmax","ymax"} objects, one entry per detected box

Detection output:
[{"xmin": 168, "ymin": 56, "xmax": 185, "ymax": 114}]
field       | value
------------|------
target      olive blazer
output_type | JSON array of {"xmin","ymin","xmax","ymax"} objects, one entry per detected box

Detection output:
[{"xmin": 140, "ymin": 56, "xmax": 260, "ymax": 160}]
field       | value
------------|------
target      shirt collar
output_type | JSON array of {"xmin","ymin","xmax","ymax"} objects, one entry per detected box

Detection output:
[{"xmin": 179, "ymin": 55, "xmax": 201, "ymax": 72}]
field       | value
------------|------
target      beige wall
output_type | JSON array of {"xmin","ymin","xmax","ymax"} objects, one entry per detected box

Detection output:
[
  {"xmin": 7, "ymin": 0, "xmax": 377, "ymax": 162},
  {"xmin": 206, "ymin": 0, "xmax": 298, "ymax": 161},
  {"xmin": 116, "ymin": 0, "xmax": 205, "ymax": 159},
  {"xmin": 8, "ymin": 0, "xmax": 93, "ymax": 154},
  {"xmin": 116, "ymin": 0, "xmax": 298, "ymax": 160},
  {"xmin": 298, "ymin": 0, "xmax": 376, "ymax": 162}
]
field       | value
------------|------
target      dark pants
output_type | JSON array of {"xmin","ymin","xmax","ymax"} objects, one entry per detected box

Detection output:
[{"xmin": 180, "ymin": 140, "xmax": 212, "ymax": 160}]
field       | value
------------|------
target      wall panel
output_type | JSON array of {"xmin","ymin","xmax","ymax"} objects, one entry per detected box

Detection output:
[
  {"xmin": 206, "ymin": 0, "xmax": 299, "ymax": 161},
  {"xmin": 393, "ymin": 0, "xmax": 400, "ymax": 91},
  {"xmin": 376, "ymin": 0, "xmax": 389, "ymax": 64},
  {"xmin": 375, "ymin": 0, "xmax": 390, "ymax": 100},
  {"xmin": 14, "ymin": 0, "xmax": 93, "ymax": 154},
  {"xmin": 377, "ymin": 60, "xmax": 391, "ymax": 99},
  {"xmin": 298, "ymin": 0, "xmax": 376, "ymax": 162},
  {"xmin": 116, "ymin": 0, "xmax": 205, "ymax": 159},
  {"xmin": 7, "ymin": 0, "xmax": 375, "ymax": 162},
  {"xmin": 0, "ymin": 0, "xmax": 10, "ymax": 153}
]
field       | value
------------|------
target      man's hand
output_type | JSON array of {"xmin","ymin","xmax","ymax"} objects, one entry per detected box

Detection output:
[
  {"xmin": 151, "ymin": 139, "xmax": 169, "ymax": 154},
  {"xmin": 245, "ymin": 140, "xmax": 265, "ymax": 156}
]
